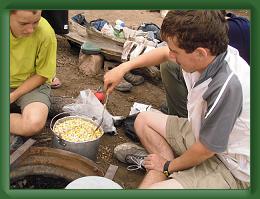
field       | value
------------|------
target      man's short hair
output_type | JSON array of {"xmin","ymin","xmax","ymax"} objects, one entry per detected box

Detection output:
[{"xmin": 161, "ymin": 10, "xmax": 229, "ymax": 55}]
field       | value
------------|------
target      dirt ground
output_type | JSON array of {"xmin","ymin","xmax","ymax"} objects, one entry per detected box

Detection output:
[
  {"xmin": 31, "ymin": 10, "xmax": 249, "ymax": 189},
  {"xmin": 31, "ymin": 10, "xmax": 166, "ymax": 189}
]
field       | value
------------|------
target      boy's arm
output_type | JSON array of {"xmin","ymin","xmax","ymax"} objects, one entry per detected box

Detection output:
[{"xmin": 10, "ymin": 74, "xmax": 47, "ymax": 104}]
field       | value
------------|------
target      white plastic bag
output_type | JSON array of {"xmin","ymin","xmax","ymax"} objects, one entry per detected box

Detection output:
[
  {"xmin": 63, "ymin": 89, "xmax": 117, "ymax": 134},
  {"xmin": 129, "ymin": 102, "xmax": 161, "ymax": 115},
  {"xmin": 129, "ymin": 102, "xmax": 152, "ymax": 115}
]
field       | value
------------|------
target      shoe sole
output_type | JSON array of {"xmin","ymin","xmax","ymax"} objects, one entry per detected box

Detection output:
[
  {"xmin": 115, "ymin": 81, "xmax": 133, "ymax": 92},
  {"xmin": 115, "ymin": 86, "xmax": 132, "ymax": 92},
  {"xmin": 114, "ymin": 142, "xmax": 147, "ymax": 163},
  {"xmin": 124, "ymin": 73, "xmax": 144, "ymax": 86}
]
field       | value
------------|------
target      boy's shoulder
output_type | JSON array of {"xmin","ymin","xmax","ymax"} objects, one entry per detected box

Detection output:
[{"xmin": 34, "ymin": 17, "xmax": 56, "ymax": 39}]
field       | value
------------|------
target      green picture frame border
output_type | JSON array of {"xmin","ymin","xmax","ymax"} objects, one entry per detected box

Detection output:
[{"xmin": 1, "ymin": 0, "xmax": 259, "ymax": 198}]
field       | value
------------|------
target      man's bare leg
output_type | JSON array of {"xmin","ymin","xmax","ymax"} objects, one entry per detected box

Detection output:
[
  {"xmin": 134, "ymin": 111, "xmax": 175, "ymax": 188},
  {"xmin": 146, "ymin": 178, "xmax": 184, "ymax": 189}
]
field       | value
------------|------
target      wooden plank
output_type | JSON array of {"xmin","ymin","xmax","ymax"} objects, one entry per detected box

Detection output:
[
  {"xmin": 104, "ymin": 164, "xmax": 119, "ymax": 180},
  {"xmin": 65, "ymin": 32, "xmax": 85, "ymax": 45},
  {"xmin": 65, "ymin": 20, "xmax": 124, "ymax": 62},
  {"xmin": 10, "ymin": 138, "xmax": 36, "ymax": 166},
  {"xmin": 86, "ymin": 26, "xmax": 125, "ymax": 47}
]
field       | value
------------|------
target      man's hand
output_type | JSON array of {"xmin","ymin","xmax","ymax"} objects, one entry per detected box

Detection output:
[
  {"xmin": 103, "ymin": 64, "xmax": 127, "ymax": 94},
  {"xmin": 143, "ymin": 154, "xmax": 168, "ymax": 172},
  {"xmin": 142, "ymin": 141, "xmax": 215, "ymax": 175}
]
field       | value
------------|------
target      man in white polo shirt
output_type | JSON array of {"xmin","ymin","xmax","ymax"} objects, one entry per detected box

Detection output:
[{"xmin": 104, "ymin": 10, "xmax": 250, "ymax": 189}]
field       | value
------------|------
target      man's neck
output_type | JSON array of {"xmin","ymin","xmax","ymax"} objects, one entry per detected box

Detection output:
[{"xmin": 197, "ymin": 55, "xmax": 216, "ymax": 74}]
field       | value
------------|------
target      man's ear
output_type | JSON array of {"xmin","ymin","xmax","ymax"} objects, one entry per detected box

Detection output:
[{"xmin": 195, "ymin": 47, "xmax": 208, "ymax": 59}]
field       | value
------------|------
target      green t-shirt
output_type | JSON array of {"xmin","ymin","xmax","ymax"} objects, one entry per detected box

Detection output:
[{"xmin": 10, "ymin": 17, "xmax": 57, "ymax": 88}]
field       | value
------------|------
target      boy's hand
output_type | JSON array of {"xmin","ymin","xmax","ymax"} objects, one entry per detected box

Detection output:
[{"xmin": 10, "ymin": 92, "xmax": 17, "ymax": 104}]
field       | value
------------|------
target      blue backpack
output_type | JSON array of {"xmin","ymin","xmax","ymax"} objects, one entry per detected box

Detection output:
[{"xmin": 226, "ymin": 13, "xmax": 250, "ymax": 64}]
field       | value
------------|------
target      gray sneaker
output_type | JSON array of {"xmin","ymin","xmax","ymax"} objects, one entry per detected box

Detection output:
[
  {"xmin": 124, "ymin": 72, "xmax": 144, "ymax": 86},
  {"xmin": 114, "ymin": 142, "xmax": 148, "ymax": 171},
  {"xmin": 115, "ymin": 79, "xmax": 133, "ymax": 92}
]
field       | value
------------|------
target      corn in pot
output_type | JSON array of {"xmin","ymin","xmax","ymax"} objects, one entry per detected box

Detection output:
[{"xmin": 53, "ymin": 118, "xmax": 102, "ymax": 142}]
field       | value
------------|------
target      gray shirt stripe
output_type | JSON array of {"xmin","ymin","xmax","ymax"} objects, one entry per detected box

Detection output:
[{"xmin": 196, "ymin": 53, "xmax": 243, "ymax": 153}]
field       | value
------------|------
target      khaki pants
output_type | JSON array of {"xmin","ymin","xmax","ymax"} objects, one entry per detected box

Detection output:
[
  {"xmin": 165, "ymin": 115, "xmax": 249, "ymax": 189},
  {"xmin": 10, "ymin": 84, "xmax": 51, "ymax": 112}
]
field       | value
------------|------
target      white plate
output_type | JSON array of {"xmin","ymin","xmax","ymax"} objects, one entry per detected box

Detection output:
[{"xmin": 65, "ymin": 176, "xmax": 122, "ymax": 189}]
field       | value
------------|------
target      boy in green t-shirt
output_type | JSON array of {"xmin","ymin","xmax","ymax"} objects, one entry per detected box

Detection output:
[{"xmin": 10, "ymin": 10, "xmax": 57, "ymax": 147}]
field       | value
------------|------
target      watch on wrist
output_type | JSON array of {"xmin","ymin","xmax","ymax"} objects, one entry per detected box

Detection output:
[{"xmin": 163, "ymin": 160, "xmax": 171, "ymax": 177}]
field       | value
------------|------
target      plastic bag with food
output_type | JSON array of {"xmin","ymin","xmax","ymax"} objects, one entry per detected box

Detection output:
[{"xmin": 62, "ymin": 89, "xmax": 117, "ymax": 134}]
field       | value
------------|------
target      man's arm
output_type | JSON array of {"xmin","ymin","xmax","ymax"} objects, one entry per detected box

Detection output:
[
  {"xmin": 10, "ymin": 74, "xmax": 47, "ymax": 104},
  {"xmin": 144, "ymin": 141, "xmax": 215, "ymax": 173},
  {"xmin": 168, "ymin": 141, "xmax": 215, "ymax": 172},
  {"xmin": 104, "ymin": 46, "xmax": 171, "ymax": 93}
]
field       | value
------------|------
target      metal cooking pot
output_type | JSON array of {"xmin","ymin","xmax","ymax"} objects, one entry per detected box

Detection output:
[{"xmin": 50, "ymin": 112, "xmax": 104, "ymax": 161}]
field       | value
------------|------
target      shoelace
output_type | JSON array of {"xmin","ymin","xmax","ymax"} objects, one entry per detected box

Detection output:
[{"xmin": 126, "ymin": 155, "xmax": 145, "ymax": 171}]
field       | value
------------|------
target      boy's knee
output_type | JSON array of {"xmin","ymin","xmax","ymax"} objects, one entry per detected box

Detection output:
[{"xmin": 23, "ymin": 115, "xmax": 46, "ymax": 136}]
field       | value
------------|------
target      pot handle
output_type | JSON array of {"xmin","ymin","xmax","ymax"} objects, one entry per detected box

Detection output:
[
  {"xmin": 57, "ymin": 134, "xmax": 67, "ymax": 147},
  {"xmin": 50, "ymin": 112, "xmax": 73, "ymax": 132}
]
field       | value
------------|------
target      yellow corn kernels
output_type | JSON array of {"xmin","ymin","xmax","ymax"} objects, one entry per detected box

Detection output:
[{"xmin": 53, "ymin": 118, "xmax": 103, "ymax": 142}]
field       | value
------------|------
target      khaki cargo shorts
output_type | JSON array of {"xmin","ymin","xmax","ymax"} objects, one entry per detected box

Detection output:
[
  {"xmin": 11, "ymin": 84, "xmax": 51, "ymax": 111},
  {"xmin": 165, "ymin": 115, "xmax": 249, "ymax": 189}
]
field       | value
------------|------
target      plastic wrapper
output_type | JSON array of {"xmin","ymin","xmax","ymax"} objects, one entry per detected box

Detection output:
[{"xmin": 63, "ymin": 89, "xmax": 117, "ymax": 134}]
